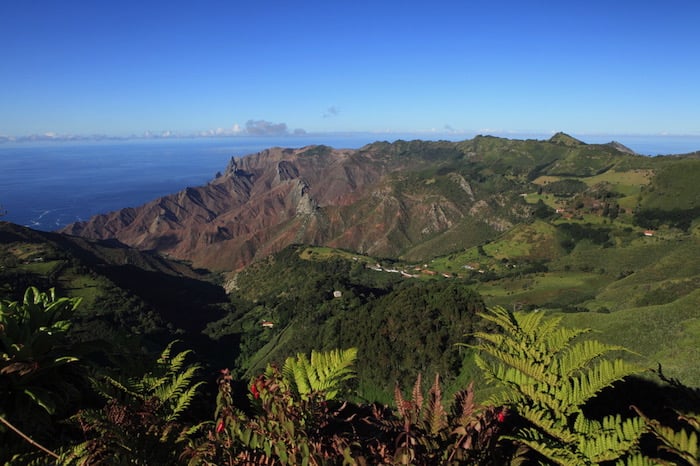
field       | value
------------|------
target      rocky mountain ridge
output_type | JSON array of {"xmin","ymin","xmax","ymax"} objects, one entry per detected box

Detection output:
[{"xmin": 60, "ymin": 135, "xmax": 656, "ymax": 272}]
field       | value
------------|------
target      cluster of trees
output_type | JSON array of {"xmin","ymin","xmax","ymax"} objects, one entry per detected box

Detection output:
[
  {"xmin": 541, "ymin": 178, "xmax": 589, "ymax": 197},
  {"xmin": 2, "ymin": 288, "xmax": 699, "ymax": 464},
  {"xmin": 557, "ymin": 222, "xmax": 613, "ymax": 252},
  {"xmin": 212, "ymin": 247, "xmax": 489, "ymax": 396},
  {"xmin": 634, "ymin": 206, "xmax": 700, "ymax": 231}
]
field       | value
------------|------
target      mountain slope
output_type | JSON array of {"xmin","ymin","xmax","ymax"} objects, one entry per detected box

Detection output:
[
  {"xmin": 60, "ymin": 135, "xmax": 690, "ymax": 273},
  {"xmin": 0, "ymin": 221, "xmax": 227, "ymax": 338}
]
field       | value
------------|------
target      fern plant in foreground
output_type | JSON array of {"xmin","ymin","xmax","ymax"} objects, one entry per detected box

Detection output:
[
  {"xmin": 470, "ymin": 306, "xmax": 650, "ymax": 465},
  {"xmin": 59, "ymin": 341, "xmax": 205, "ymax": 465},
  {"xmin": 281, "ymin": 347, "xmax": 357, "ymax": 401},
  {"xmin": 1, "ymin": 287, "xmax": 87, "ymax": 463}
]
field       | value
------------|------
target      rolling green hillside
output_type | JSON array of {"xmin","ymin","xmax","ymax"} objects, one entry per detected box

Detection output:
[
  {"xmin": 212, "ymin": 134, "xmax": 700, "ymax": 393},
  {"xmin": 0, "ymin": 221, "xmax": 230, "ymax": 362},
  {"xmin": 220, "ymin": 231, "xmax": 700, "ymax": 394}
]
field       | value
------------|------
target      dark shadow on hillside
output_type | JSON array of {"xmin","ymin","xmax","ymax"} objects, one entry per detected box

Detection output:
[
  {"xmin": 586, "ymin": 373, "xmax": 700, "ymax": 421},
  {"xmin": 98, "ymin": 264, "xmax": 227, "ymax": 332}
]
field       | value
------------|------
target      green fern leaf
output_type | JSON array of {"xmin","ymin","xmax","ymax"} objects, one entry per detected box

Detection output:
[
  {"xmin": 282, "ymin": 348, "xmax": 357, "ymax": 400},
  {"xmin": 472, "ymin": 306, "xmax": 646, "ymax": 465}
]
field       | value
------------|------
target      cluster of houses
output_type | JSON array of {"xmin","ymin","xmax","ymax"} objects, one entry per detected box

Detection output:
[{"xmin": 366, "ymin": 263, "xmax": 455, "ymax": 279}]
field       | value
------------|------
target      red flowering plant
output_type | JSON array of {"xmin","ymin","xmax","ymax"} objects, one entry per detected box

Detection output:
[
  {"xmin": 377, "ymin": 375, "xmax": 509, "ymax": 465},
  {"xmin": 182, "ymin": 350, "xmax": 358, "ymax": 465}
]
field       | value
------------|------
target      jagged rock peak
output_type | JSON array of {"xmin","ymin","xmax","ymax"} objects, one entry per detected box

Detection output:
[
  {"xmin": 549, "ymin": 132, "xmax": 585, "ymax": 146},
  {"xmin": 225, "ymin": 157, "xmax": 238, "ymax": 174},
  {"xmin": 294, "ymin": 179, "xmax": 317, "ymax": 215}
]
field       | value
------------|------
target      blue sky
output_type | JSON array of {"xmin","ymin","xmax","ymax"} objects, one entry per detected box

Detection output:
[{"xmin": 2, "ymin": 0, "xmax": 699, "ymax": 139}]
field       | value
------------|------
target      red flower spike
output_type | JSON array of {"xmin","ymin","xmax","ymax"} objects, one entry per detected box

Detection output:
[
  {"xmin": 250, "ymin": 383, "xmax": 260, "ymax": 399},
  {"xmin": 216, "ymin": 420, "xmax": 225, "ymax": 433}
]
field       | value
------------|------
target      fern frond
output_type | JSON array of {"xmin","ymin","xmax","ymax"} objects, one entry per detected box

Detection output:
[
  {"xmin": 526, "ymin": 312, "xmax": 563, "ymax": 341},
  {"xmin": 282, "ymin": 352, "xmax": 311, "ymax": 395},
  {"xmin": 575, "ymin": 414, "xmax": 646, "ymax": 463},
  {"xmin": 557, "ymin": 338, "xmax": 629, "ymax": 378},
  {"xmin": 643, "ymin": 413, "xmax": 699, "ymax": 464},
  {"xmin": 614, "ymin": 453, "xmax": 660, "ymax": 466},
  {"xmin": 167, "ymin": 348, "xmax": 193, "ymax": 374},
  {"xmin": 517, "ymin": 405, "xmax": 578, "ymax": 445},
  {"xmin": 154, "ymin": 365, "xmax": 200, "ymax": 403},
  {"xmin": 157, "ymin": 340, "xmax": 179, "ymax": 365},
  {"xmin": 511, "ymin": 428, "xmax": 584, "ymax": 466},
  {"xmin": 394, "ymin": 381, "xmax": 409, "ymax": 420},
  {"xmin": 162, "ymin": 380, "xmax": 205, "ymax": 422},
  {"xmin": 562, "ymin": 358, "xmax": 643, "ymax": 409},
  {"xmin": 451, "ymin": 381, "xmax": 477, "ymax": 424},
  {"xmin": 476, "ymin": 344, "xmax": 558, "ymax": 386},
  {"xmin": 282, "ymin": 348, "xmax": 357, "ymax": 400},
  {"xmin": 101, "ymin": 375, "xmax": 145, "ymax": 401},
  {"xmin": 476, "ymin": 306, "xmax": 524, "ymax": 336},
  {"xmin": 56, "ymin": 439, "xmax": 92, "ymax": 465},
  {"xmin": 470, "ymin": 329, "xmax": 507, "ymax": 348},
  {"xmin": 412, "ymin": 373, "xmax": 423, "ymax": 412},
  {"xmin": 472, "ymin": 306, "xmax": 647, "ymax": 466},
  {"xmin": 544, "ymin": 326, "xmax": 591, "ymax": 358},
  {"xmin": 425, "ymin": 373, "xmax": 448, "ymax": 435}
]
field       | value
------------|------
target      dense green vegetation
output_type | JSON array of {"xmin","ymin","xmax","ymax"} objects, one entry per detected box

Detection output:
[
  {"xmin": 3, "ymin": 291, "xmax": 699, "ymax": 464},
  {"xmin": 204, "ymin": 245, "xmax": 488, "ymax": 400},
  {"xmin": 2, "ymin": 135, "xmax": 700, "ymax": 463}
]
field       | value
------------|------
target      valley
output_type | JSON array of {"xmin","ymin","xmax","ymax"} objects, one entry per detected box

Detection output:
[
  {"xmin": 4, "ymin": 133, "xmax": 700, "ymax": 393},
  {"xmin": 3, "ymin": 133, "xmax": 700, "ymax": 463}
]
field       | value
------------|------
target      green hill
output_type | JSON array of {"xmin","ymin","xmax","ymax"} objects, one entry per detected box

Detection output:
[
  {"xmin": 0, "ymin": 221, "xmax": 230, "ymax": 361},
  {"xmin": 3, "ymin": 134, "xmax": 700, "ymax": 400}
]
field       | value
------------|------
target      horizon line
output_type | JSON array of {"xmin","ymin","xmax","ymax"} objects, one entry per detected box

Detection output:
[{"xmin": 3, "ymin": 129, "xmax": 700, "ymax": 145}]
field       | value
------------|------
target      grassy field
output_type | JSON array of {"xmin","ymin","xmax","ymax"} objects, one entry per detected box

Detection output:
[
  {"xmin": 641, "ymin": 160, "xmax": 700, "ymax": 210},
  {"xmin": 299, "ymin": 246, "xmax": 369, "ymax": 263},
  {"xmin": 57, "ymin": 272, "xmax": 105, "ymax": 307},
  {"xmin": 481, "ymin": 221, "xmax": 560, "ymax": 260},
  {"xmin": 582, "ymin": 169, "xmax": 653, "ymax": 194},
  {"xmin": 561, "ymin": 289, "xmax": 700, "ymax": 387},
  {"xmin": 476, "ymin": 271, "xmax": 609, "ymax": 309}
]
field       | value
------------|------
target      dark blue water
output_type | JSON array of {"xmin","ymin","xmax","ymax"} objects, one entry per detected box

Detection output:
[{"xmin": 1, "ymin": 134, "xmax": 698, "ymax": 231}]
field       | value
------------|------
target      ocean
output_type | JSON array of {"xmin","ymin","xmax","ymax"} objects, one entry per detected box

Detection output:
[{"xmin": 1, "ymin": 134, "xmax": 698, "ymax": 232}]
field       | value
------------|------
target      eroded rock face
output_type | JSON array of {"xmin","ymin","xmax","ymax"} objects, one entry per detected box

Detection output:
[{"xmin": 61, "ymin": 143, "xmax": 524, "ymax": 272}]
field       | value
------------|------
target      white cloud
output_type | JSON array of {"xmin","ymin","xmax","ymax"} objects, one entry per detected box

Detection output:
[
  {"xmin": 197, "ymin": 120, "xmax": 302, "ymax": 137},
  {"xmin": 245, "ymin": 119, "xmax": 289, "ymax": 136}
]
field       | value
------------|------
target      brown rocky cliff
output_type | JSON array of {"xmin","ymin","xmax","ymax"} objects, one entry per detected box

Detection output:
[{"xmin": 60, "ymin": 143, "xmax": 519, "ymax": 272}]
